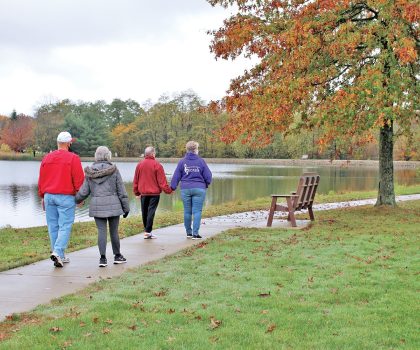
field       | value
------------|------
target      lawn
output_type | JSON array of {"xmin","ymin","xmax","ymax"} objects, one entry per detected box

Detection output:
[
  {"xmin": 0, "ymin": 185, "xmax": 419, "ymax": 272},
  {"xmin": 0, "ymin": 199, "xmax": 419, "ymax": 349}
]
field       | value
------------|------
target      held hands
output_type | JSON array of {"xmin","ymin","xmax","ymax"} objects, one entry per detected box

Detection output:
[{"xmin": 76, "ymin": 201, "xmax": 85, "ymax": 208}]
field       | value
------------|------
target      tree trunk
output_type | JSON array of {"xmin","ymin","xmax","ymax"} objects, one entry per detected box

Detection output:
[{"xmin": 375, "ymin": 121, "xmax": 396, "ymax": 206}]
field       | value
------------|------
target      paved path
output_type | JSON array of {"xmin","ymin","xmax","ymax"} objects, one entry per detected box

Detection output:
[{"xmin": 1, "ymin": 194, "xmax": 419, "ymax": 321}]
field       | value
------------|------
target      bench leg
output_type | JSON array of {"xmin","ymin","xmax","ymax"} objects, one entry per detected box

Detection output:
[
  {"xmin": 267, "ymin": 197, "xmax": 277, "ymax": 227},
  {"xmin": 286, "ymin": 197, "xmax": 297, "ymax": 227},
  {"xmin": 308, "ymin": 206, "xmax": 315, "ymax": 221}
]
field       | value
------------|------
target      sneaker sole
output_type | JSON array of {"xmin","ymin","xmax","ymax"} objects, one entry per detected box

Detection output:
[
  {"xmin": 187, "ymin": 236, "xmax": 192, "ymax": 239},
  {"xmin": 50, "ymin": 254, "xmax": 64, "ymax": 267},
  {"xmin": 192, "ymin": 237, "xmax": 202, "ymax": 240},
  {"xmin": 99, "ymin": 263, "xmax": 107, "ymax": 267},
  {"xmin": 113, "ymin": 261, "xmax": 127, "ymax": 264}
]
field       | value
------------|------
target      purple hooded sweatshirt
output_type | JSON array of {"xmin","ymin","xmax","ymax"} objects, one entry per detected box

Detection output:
[{"xmin": 170, "ymin": 152, "xmax": 212, "ymax": 190}]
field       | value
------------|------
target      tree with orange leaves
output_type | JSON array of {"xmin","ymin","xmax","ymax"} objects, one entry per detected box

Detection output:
[
  {"xmin": 208, "ymin": 0, "xmax": 419, "ymax": 206},
  {"xmin": 1, "ymin": 114, "xmax": 35, "ymax": 152}
]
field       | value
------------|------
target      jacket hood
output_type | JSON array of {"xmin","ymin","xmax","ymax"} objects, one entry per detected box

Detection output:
[{"xmin": 84, "ymin": 161, "xmax": 116, "ymax": 183}]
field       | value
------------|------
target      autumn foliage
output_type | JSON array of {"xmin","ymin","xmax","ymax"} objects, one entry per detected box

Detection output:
[
  {"xmin": 208, "ymin": 0, "xmax": 419, "ymax": 205},
  {"xmin": 1, "ymin": 114, "xmax": 34, "ymax": 152},
  {"xmin": 208, "ymin": 0, "xmax": 418, "ymax": 145}
]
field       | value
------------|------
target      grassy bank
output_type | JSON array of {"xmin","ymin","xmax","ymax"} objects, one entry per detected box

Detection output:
[
  {"xmin": 1, "ymin": 200, "xmax": 419, "ymax": 349},
  {"xmin": 2, "ymin": 155, "xmax": 420, "ymax": 169},
  {"xmin": 0, "ymin": 152, "xmax": 39, "ymax": 161},
  {"xmin": 1, "ymin": 185, "xmax": 420, "ymax": 272}
]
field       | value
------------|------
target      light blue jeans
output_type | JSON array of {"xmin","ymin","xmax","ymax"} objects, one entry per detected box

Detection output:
[
  {"xmin": 180, "ymin": 188, "xmax": 206, "ymax": 236},
  {"xmin": 44, "ymin": 193, "xmax": 76, "ymax": 258}
]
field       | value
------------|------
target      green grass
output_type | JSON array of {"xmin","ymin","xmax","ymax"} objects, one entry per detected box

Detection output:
[
  {"xmin": 0, "ymin": 152, "xmax": 38, "ymax": 161},
  {"xmin": 0, "ymin": 185, "xmax": 419, "ymax": 272},
  {"xmin": 1, "ymin": 200, "xmax": 419, "ymax": 349}
]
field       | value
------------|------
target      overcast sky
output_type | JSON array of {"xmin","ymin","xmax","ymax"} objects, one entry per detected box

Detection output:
[{"xmin": 0, "ymin": 0, "xmax": 252, "ymax": 116}]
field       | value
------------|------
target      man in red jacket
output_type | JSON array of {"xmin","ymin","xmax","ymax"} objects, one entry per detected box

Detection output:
[
  {"xmin": 38, "ymin": 131, "xmax": 84, "ymax": 267},
  {"xmin": 133, "ymin": 146, "xmax": 172, "ymax": 239}
]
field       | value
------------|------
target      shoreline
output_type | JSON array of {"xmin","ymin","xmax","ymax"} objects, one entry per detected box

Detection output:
[
  {"xmin": 61, "ymin": 157, "xmax": 420, "ymax": 169},
  {"xmin": 1, "ymin": 156, "xmax": 419, "ymax": 169}
]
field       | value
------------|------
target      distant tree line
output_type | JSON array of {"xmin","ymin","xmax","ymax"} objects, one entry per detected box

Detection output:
[{"xmin": 0, "ymin": 91, "xmax": 419, "ymax": 160}]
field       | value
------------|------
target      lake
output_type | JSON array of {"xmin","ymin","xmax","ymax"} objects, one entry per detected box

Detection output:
[{"xmin": 0, "ymin": 160, "xmax": 418, "ymax": 228}]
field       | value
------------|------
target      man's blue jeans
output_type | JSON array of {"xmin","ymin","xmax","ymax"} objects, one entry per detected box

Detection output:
[
  {"xmin": 44, "ymin": 193, "xmax": 76, "ymax": 259},
  {"xmin": 180, "ymin": 188, "xmax": 206, "ymax": 236}
]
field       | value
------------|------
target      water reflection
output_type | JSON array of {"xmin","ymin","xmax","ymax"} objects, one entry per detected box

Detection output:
[{"xmin": 0, "ymin": 160, "xmax": 418, "ymax": 228}]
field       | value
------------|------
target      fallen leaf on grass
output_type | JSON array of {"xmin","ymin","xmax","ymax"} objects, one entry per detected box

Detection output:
[
  {"xmin": 93, "ymin": 317, "xmax": 99, "ymax": 323},
  {"xmin": 210, "ymin": 316, "xmax": 222, "ymax": 330},
  {"xmin": 261, "ymin": 310, "xmax": 269, "ymax": 314},
  {"xmin": 167, "ymin": 336, "xmax": 175, "ymax": 342},
  {"xmin": 154, "ymin": 290, "xmax": 167, "ymax": 297},
  {"xmin": 128, "ymin": 325, "xmax": 137, "ymax": 331},
  {"xmin": 266, "ymin": 324, "xmax": 276, "ymax": 333},
  {"xmin": 49, "ymin": 326, "xmax": 62, "ymax": 332},
  {"xmin": 79, "ymin": 322, "xmax": 86, "ymax": 327},
  {"xmin": 102, "ymin": 328, "xmax": 111, "ymax": 334},
  {"xmin": 105, "ymin": 319, "xmax": 113, "ymax": 324},
  {"xmin": 167, "ymin": 308, "xmax": 176, "ymax": 314},
  {"xmin": 258, "ymin": 292, "xmax": 271, "ymax": 298},
  {"xmin": 201, "ymin": 304, "xmax": 207, "ymax": 309}
]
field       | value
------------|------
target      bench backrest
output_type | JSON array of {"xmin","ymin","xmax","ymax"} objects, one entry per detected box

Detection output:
[{"xmin": 293, "ymin": 173, "xmax": 320, "ymax": 210}]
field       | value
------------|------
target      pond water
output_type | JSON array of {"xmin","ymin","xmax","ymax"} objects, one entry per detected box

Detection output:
[{"xmin": 0, "ymin": 160, "xmax": 418, "ymax": 228}]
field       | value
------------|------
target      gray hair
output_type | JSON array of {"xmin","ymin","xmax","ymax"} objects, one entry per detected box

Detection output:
[
  {"xmin": 95, "ymin": 146, "xmax": 112, "ymax": 162},
  {"xmin": 144, "ymin": 146, "xmax": 155, "ymax": 156},
  {"xmin": 186, "ymin": 141, "xmax": 199, "ymax": 154}
]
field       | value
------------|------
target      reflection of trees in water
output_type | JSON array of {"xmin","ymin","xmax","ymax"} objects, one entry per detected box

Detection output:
[{"xmin": 9, "ymin": 184, "xmax": 34, "ymax": 209}]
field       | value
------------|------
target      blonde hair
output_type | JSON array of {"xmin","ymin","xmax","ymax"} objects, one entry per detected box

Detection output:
[{"xmin": 186, "ymin": 141, "xmax": 199, "ymax": 154}]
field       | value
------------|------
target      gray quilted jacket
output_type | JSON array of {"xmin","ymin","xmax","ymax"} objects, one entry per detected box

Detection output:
[{"xmin": 75, "ymin": 161, "xmax": 130, "ymax": 218}]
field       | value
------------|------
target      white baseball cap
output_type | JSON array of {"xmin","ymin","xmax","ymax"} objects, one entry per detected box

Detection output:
[{"xmin": 57, "ymin": 131, "xmax": 74, "ymax": 143}]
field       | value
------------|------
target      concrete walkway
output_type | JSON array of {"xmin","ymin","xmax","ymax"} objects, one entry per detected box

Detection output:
[{"xmin": 1, "ymin": 194, "xmax": 419, "ymax": 321}]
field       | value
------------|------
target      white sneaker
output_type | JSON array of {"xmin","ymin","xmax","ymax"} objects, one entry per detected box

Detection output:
[
  {"xmin": 62, "ymin": 256, "xmax": 70, "ymax": 263},
  {"xmin": 50, "ymin": 252, "xmax": 64, "ymax": 267}
]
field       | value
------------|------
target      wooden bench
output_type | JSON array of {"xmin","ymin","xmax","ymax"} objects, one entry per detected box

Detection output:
[{"xmin": 267, "ymin": 173, "xmax": 320, "ymax": 227}]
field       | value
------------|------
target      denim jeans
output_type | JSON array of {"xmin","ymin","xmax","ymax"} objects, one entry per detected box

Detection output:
[
  {"xmin": 44, "ymin": 193, "xmax": 76, "ymax": 259},
  {"xmin": 180, "ymin": 188, "xmax": 206, "ymax": 236}
]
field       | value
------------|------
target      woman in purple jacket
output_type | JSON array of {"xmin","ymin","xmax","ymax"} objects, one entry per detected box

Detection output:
[{"xmin": 171, "ymin": 141, "xmax": 212, "ymax": 239}]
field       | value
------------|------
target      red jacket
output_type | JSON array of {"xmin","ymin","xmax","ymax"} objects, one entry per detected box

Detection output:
[
  {"xmin": 133, "ymin": 155, "xmax": 172, "ymax": 196},
  {"xmin": 38, "ymin": 150, "xmax": 85, "ymax": 198}
]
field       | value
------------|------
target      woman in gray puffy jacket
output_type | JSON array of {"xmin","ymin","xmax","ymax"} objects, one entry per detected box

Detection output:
[{"xmin": 76, "ymin": 146, "xmax": 130, "ymax": 267}]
